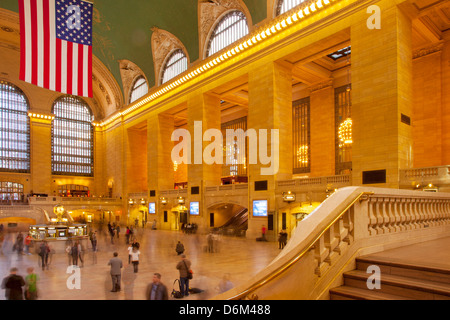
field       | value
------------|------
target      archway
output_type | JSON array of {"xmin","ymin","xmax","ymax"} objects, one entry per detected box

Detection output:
[{"xmin": 207, "ymin": 203, "xmax": 248, "ymax": 236}]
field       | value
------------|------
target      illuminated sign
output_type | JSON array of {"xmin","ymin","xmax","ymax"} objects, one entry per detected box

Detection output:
[
  {"xmin": 253, "ymin": 200, "xmax": 268, "ymax": 217},
  {"xmin": 190, "ymin": 202, "xmax": 199, "ymax": 215},
  {"xmin": 149, "ymin": 202, "xmax": 156, "ymax": 214}
]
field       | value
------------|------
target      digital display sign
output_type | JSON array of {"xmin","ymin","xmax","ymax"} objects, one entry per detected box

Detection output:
[
  {"xmin": 149, "ymin": 202, "xmax": 156, "ymax": 214},
  {"xmin": 253, "ymin": 200, "xmax": 268, "ymax": 217},
  {"xmin": 190, "ymin": 201, "xmax": 199, "ymax": 215}
]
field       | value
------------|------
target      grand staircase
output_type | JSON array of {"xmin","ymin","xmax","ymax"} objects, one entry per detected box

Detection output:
[{"xmin": 330, "ymin": 254, "xmax": 450, "ymax": 300}]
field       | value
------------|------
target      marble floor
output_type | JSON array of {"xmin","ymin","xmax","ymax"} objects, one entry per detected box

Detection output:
[{"xmin": 0, "ymin": 228, "xmax": 281, "ymax": 300}]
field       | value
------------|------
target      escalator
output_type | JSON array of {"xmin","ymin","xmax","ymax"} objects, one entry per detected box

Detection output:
[{"xmin": 218, "ymin": 208, "xmax": 248, "ymax": 237}]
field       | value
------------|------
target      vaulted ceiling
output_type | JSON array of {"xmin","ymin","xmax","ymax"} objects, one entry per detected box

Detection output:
[{"xmin": 0, "ymin": 0, "xmax": 268, "ymax": 97}]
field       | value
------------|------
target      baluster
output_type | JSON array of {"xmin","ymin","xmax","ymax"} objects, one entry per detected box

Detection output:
[
  {"xmin": 418, "ymin": 198, "xmax": 426, "ymax": 228},
  {"xmin": 334, "ymin": 216, "xmax": 349, "ymax": 255},
  {"xmin": 429, "ymin": 199, "xmax": 437, "ymax": 227},
  {"xmin": 324, "ymin": 222, "xmax": 339, "ymax": 265},
  {"xmin": 380, "ymin": 199, "xmax": 390, "ymax": 233},
  {"xmin": 368, "ymin": 199, "xmax": 377, "ymax": 236},
  {"xmin": 444, "ymin": 201, "xmax": 450, "ymax": 223},
  {"xmin": 395, "ymin": 198, "xmax": 406, "ymax": 232},
  {"xmin": 343, "ymin": 209, "xmax": 354, "ymax": 244},
  {"xmin": 422, "ymin": 199, "xmax": 431, "ymax": 227},
  {"xmin": 438, "ymin": 200, "xmax": 444, "ymax": 224},
  {"xmin": 403, "ymin": 198, "xmax": 412, "ymax": 230},
  {"xmin": 375, "ymin": 199, "xmax": 385, "ymax": 234},
  {"xmin": 411, "ymin": 198, "xmax": 421, "ymax": 229},
  {"xmin": 314, "ymin": 236, "xmax": 330, "ymax": 277},
  {"xmin": 389, "ymin": 198, "xmax": 400, "ymax": 232}
]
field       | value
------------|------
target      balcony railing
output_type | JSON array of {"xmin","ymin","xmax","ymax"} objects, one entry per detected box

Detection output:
[{"xmin": 400, "ymin": 166, "xmax": 450, "ymax": 187}]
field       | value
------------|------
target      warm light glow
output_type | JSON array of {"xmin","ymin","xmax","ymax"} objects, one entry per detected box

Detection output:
[
  {"xmin": 297, "ymin": 145, "xmax": 309, "ymax": 165},
  {"xmin": 338, "ymin": 118, "xmax": 353, "ymax": 147},
  {"xmin": 98, "ymin": 0, "xmax": 342, "ymax": 127}
]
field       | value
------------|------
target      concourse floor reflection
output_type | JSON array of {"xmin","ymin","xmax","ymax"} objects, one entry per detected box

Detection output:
[{"xmin": 0, "ymin": 228, "xmax": 280, "ymax": 300}]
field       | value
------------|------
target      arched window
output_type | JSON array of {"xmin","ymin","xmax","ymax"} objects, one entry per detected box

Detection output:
[
  {"xmin": 206, "ymin": 10, "xmax": 249, "ymax": 57},
  {"xmin": 52, "ymin": 96, "xmax": 93, "ymax": 176},
  {"xmin": 129, "ymin": 76, "xmax": 149, "ymax": 104},
  {"xmin": 161, "ymin": 49, "xmax": 188, "ymax": 85},
  {"xmin": 276, "ymin": 0, "xmax": 307, "ymax": 16},
  {"xmin": 0, "ymin": 81, "xmax": 30, "ymax": 173}
]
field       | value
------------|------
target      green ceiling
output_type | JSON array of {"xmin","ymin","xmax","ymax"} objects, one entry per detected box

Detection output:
[{"xmin": 1, "ymin": 0, "xmax": 267, "ymax": 96}]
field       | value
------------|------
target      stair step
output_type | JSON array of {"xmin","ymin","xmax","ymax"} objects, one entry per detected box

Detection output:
[
  {"xmin": 356, "ymin": 256, "xmax": 450, "ymax": 285},
  {"xmin": 330, "ymin": 285, "xmax": 413, "ymax": 300},
  {"xmin": 343, "ymin": 270, "xmax": 450, "ymax": 300}
]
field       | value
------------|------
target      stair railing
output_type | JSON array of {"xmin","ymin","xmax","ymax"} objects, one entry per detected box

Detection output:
[{"xmin": 228, "ymin": 191, "xmax": 374, "ymax": 300}]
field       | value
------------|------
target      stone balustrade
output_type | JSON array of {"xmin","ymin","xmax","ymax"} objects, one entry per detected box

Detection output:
[{"xmin": 216, "ymin": 187, "xmax": 450, "ymax": 300}]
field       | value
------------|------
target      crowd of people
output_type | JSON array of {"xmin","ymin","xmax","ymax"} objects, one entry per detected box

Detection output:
[{"xmin": 0, "ymin": 220, "xmax": 285, "ymax": 300}]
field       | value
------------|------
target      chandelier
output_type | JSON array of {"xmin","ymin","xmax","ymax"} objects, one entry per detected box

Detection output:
[
  {"xmin": 338, "ymin": 118, "xmax": 353, "ymax": 147},
  {"xmin": 173, "ymin": 161, "xmax": 178, "ymax": 172},
  {"xmin": 297, "ymin": 145, "xmax": 309, "ymax": 165}
]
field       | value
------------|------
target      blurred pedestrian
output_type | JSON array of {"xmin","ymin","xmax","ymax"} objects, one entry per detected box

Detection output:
[
  {"xmin": 107, "ymin": 252, "xmax": 123, "ymax": 292},
  {"xmin": 278, "ymin": 230, "xmax": 288, "ymax": 249},
  {"xmin": 38, "ymin": 241, "xmax": 50, "ymax": 270},
  {"xmin": 125, "ymin": 226, "xmax": 131, "ymax": 244},
  {"xmin": 71, "ymin": 242, "xmax": 79, "ymax": 266},
  {"xmin": 175, "ymin": 241, "xmax": 185, "ymax": 255},
  {"xmin": 77, "ymin": 241, "xmax": 84, "ymax": 267},
  {"xmin": 15, "ymin": 232, "xmax": 24, "ymax": 255},
  {"xmin": 65, "ymin": 242, "xmax": 73, "ymax": 265},
  {"xmin": 130, "ymin": 247, "xmax": 140, "ymax": 273},
  {"xmin": 146, "ymin": 273, "xmax": 168, "ymax": 300},
  {"xmin": 24, "ymin": 267, "xmax": 39, "ymax": 300},
  {"xmin": 24, "ymin": 233, "xmax": 33, "ymax": 255},
  {"xmin": 1, "ymin": 267, "xmax": 25, "ymax": 300},
  {"xmin": 217, "ymin": 273, "xmax": 234, "ymax": 294},
  {"xmin": 91, "ymin": 231, "xmax": 98, "ymax": 252},
  {"xmin": 176, "ymin": 254, "xmax": 192, "ymax": 297},
  {"xmin": 116, "ymin": 225, "xmax": 120, "ymax": 239}
]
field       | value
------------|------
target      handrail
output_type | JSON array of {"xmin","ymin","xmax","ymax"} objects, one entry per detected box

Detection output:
[{"xmin": 228, "ymin": 191, "xmax": 374, "ymax": 300}]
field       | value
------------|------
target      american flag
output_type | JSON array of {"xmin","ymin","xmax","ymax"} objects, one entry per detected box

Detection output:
[{"xmin": 19, "ymin": 0, "xmax": 93, "ymax": 98}]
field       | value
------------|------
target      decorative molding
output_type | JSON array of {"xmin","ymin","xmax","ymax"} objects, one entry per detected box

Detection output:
[
  {"xmin": 118, "ymin": 59, "xmax": 147, "ymax": 106},
  {"xmin": 308, "ymin": 79, "xmax": 334, "ymax": 93},
  {"xmin": 413, "ymin": 42, "xmax": 444, "ymax": 59},
  {"xmin": 198, "ymin": 0, "xmax": 253, "ymax": 59},
  {"xmin": 92, "ymin": 56, "xmax": 123, "ymax": 117},
  {"xmin": 150, "ymin": 27, "xmax": 190, "ymax": 86}
]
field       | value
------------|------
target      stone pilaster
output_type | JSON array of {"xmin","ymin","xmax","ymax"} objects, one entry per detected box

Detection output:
[{"xmin": 351, "ymin": 3, "xmax": 413, "ymax": 188}]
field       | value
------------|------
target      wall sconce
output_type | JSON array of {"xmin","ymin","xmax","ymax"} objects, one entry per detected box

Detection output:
[
  {"xmin": 177, "ymin": 196, "xmax": 185, "ymax": 205},
  {"xmin": 160, "ymin": 197, "xmax": 168, "ymax": 205},
  {"xmin": 282, "ymin": 191, "xmax": 296, "ymax": 202},
  {"xmin": 140, "ymin": 198, "xmax": 146, "ymax": 205},
  {"xmin": 128, "ymin": 199, "xmax": 134, "ymax": 205}
]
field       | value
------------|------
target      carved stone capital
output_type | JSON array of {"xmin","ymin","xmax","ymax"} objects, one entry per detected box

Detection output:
[
  {"xmin": 308, "ymin": 79, "xmax": 334, "ymax": 93},
  {"xmin": 413, "ymin": 42, "xmax": 444, "ymax": 59}
]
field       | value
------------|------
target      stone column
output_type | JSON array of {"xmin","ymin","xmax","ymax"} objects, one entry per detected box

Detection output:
[
  {"xmin": 147, "ymin": 114, "xmax": 175, "ymax": 230},
  {"xmin": 247, "ymin": 61, "xmax": 293, "ymax": 239},
  {"xmin": 30, "ymin": 116, "xmax": 52, "ymax": 195},
  {"xmin": 309, "ymin": 80, "xmax": 335, "ymax": 177},
  {"xmin": 187, "ymin": 92, "xmax": 222, "ymax": 188},
  {"xmin": 185, "ymin": 92, "xmax": 222, "ymax": 231},
  {"xmin": 351, "ymin": 3, "xmax": 413, "ymax": 188}
]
